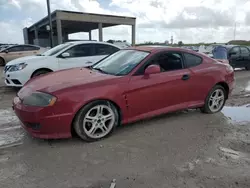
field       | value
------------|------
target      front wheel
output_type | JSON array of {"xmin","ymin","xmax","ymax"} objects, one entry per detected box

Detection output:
[
  {"xmin": 201, "ymin": 85, "xmax": 226, "ymax": 114},
  {"xmin": 74, "ymin": 100, "xmax": 119, "ymax": 142},
  {"xmin": 31, "ymin": 70, "xmax": 51, "ymax": 78}
]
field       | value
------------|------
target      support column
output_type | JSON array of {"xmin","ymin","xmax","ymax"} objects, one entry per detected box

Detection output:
[
  {"xmin": 56, "ymin": 19, "xmax": 63, "ymax": 45},
  {"xmin": 131, "ymin": 24, "xmax": 136, "ymax": 46},
  {"xmin": 89, "ymin": 30, "xmax": 92, "ymax": 40},
  {"xmin": 98, "ymin": 23, "xmax": 103, "ymax": 41},
  {"xmin": 23, "ymin": 28, "xmax": 29, "ymax": 44},
  {"xmin": 34, "ymin": 27, "xmax": 39, "ymax": 45},
  {"xmin": 63, "ymin": 33, "xmax": 69, "ymax": 42}
]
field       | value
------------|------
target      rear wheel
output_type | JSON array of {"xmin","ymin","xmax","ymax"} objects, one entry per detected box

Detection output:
[
  {"xmin": 31, "ymin": 69, "xmax": 51, "ymax": 78},
  {"xmin": 0, "ymin": 57, "xmax": 5, "ymax": 66},
  {"xmin": 201, "ymin": 85, "xmax": 226, "ymax": 114},
  {"xmin": 74, "ymin": 100, "xmax": 119, "ymax": 142}
]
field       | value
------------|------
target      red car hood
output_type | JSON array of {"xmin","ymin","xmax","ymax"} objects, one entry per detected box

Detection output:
[{"xmin": 18, "ymin": 68, "xmax": 118, "ymax": 98}]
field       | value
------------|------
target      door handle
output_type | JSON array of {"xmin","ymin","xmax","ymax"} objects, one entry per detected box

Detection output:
[{"xmin": 182, "ymin": 74, "xmax": 190, "ymax": 80}]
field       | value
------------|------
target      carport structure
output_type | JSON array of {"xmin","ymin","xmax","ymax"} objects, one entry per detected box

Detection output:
[{"xmin": 23, "ymin": 10, "xmax": 136, "ymax": 47}]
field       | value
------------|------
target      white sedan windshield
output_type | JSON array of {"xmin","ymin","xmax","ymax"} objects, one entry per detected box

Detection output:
[
  {"xmin": 93, "ymin": 50, "xmax": 149, "ymax": 75},
  {"xmin": 41, "ymin": 43, "xmax": 73, "ymax": 56}
]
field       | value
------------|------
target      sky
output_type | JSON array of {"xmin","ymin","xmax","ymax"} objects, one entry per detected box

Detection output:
[{"xmin": 0, "ymin": 0, "xmax": 250, "ymax": 44}]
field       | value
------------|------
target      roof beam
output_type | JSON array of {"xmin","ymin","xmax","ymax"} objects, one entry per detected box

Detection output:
[{"xmin": 56, "ymin": 11, "xmax": 135, "ymax": 26}]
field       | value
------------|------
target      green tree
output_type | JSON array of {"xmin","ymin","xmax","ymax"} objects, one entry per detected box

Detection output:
[{"xmin": 178, "ymin": 41, "xmax": 183, "ymax": 46}]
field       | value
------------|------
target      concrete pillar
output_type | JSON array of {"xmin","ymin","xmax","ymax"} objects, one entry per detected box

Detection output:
[
  {"xmin": 34, "ymin": 27, "xmax": 39, "ymax": 46},
  {"xmin": 23, "ymin": 27, "xmax": 29, "ymax": 44},
  {"xmin": 56, "ymin": 19, "xmax": 63, "ymax": 45},
  {"xmin": 89, "ymin": 30, "xmax": 92, "ymax": 40},
  {"xmin": 34, "ymin": 28, "xmax": 38, "ymax": 40},
  {"xmin": 63, "ymin": 33, "xmax": 69, "ymax": 42},
  {"xmin": 98, "ymin": 23, "xmax": 103, "ymax": 41},
  {"xmin": 131, "ymin": 24, "xmax": 136, "ymax": 46}
]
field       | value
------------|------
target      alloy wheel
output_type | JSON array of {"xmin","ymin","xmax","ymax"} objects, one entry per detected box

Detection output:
[
  {"xmin": 83, "ymin": 105, "xmax": 115, "ymax": 139},
  {"xmin": 208, "ymin": 88, "xmax": 225, "ymax": 112}
]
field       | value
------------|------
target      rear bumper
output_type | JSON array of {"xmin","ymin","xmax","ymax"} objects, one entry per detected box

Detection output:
[
  {"xmin": 228, "ymin": 81, "xmax": 235, "ymax": 96},
  {"xmin": 13, "ymin": 97, "xmax": 73, "ymax": 139}
]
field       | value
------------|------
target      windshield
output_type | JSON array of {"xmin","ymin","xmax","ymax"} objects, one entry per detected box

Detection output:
[
  {"xmin": 212, "ymin": 46, "xmax": 228, "ymax": 59},
  {"xmin": 92, "ymin": 50, "xmax": 149, "ymax": 75},
  {"xmin": 41, "ymin": 43, "xmax": 73, "ymax": 56}
]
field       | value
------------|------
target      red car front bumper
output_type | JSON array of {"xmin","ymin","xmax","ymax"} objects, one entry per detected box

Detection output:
[{"xmin": 13, "ymin": 97, "xmax": 73, "ymax": 139}]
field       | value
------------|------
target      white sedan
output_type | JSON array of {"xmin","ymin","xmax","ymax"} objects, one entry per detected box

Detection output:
[{"xmin": 3, "ymin": 41, "xmax": 120, "ymax": 87}]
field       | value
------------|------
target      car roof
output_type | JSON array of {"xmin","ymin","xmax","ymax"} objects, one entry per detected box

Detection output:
[
  {"xmin": 64, "ymin": 40, "xmax": 122, "ymax": 49},
  {"xmin": 128, "ymin": 46, "xmax": 170, "ymax": 52},
  {"xmin": 128, "ymin": 46, "xmax": 204, "ymax": 54},
  {"xmin": 5, "ymin": 44, "xmax": 42, "ymax": 49},
  {"xmin": 223, "ymin": 45, "xmax": 237, "ymax": 49}
]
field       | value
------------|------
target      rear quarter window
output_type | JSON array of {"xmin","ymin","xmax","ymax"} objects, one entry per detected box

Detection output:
[{"xmin": 183, "ymin": 53, "xmax": 202, "ymax": 68}]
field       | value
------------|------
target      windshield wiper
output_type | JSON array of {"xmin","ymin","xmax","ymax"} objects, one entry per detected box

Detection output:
[{"xmin": 91, "ymin": 67, "xmax": 108, "ymax": 74}]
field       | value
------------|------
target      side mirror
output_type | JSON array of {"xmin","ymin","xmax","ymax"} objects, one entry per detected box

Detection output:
[
  {"xmin": 4, "ymin": 50, "xmax": 8, "ymax": 53},
  {"xmin": 61, "ymin": 52, "xmax": 70, "ymax": 58},
  {"xmin": 144, "ymin": 64, "xmax": 161, "ymax": 76}
]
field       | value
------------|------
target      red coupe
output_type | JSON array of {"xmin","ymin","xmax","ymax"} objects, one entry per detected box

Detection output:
[{"xmin": 13, "ymin": 46, "xmax": 235, "ymax": 141}]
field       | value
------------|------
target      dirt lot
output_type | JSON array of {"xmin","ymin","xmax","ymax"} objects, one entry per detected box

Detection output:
[{"xmin": 0, "ymin": 67, "xmax": 250, "ymax": 188}]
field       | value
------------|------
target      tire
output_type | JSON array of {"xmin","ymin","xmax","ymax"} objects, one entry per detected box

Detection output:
[
  {"xmin": 31, "ymin": 69, "xmax": 51, "ymax": 78},
  {"xmin": 201, "ymin": 85, "xmax": 226, "ymax": 114},
  {"xmin": 0, "ymin": 57, "xmax": 5, "ymax": 66},
  {"xmin": 73, "ymin": 100, "xmax": 119, "ymax": 142}
]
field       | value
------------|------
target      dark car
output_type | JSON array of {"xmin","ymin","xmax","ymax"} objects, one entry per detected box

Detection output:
[{"xmin": 222, "ymin": 45, "xmax": 250, "ymax": 70}]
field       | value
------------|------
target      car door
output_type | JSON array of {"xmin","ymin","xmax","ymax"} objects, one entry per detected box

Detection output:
[
  {"xmin": 126, "ymin": 51, "xmax": 192, "ymax": 118},
  {"xmin": 239, "ymin": 46, "xmax": 250, "ymax": 68},
  {"xmin": 23, "ymin": 45, "xmax": 40, "ymax": 56},
  {"xmin": 182, "ymin": 52, "xmax": 211, "ymax": 106},
  {"xmin": 58, "ymin": 43, "xmax": 96, "ymax": 70},
  {"xmin": 228, "ymin": 46, "xmax": 243, "ymax": 68},
  {"xmin": 4, "ymin": 46, "xmax": 24, "ymax": 62},
  {"xmin": 93, "ymin": 44, "xmax": 120, "ymax": 62}
]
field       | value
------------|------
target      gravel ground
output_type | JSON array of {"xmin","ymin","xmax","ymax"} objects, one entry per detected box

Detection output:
[{"xmin": 0, "ymin": 66, "xmax": 250, "ymax": 188}]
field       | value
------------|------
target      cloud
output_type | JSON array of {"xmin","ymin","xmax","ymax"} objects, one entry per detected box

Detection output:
[
  {"xmin": 0, "ymin": 0, "xmax": 8, "ymax": 7},
  {"xmin": 0, "ymin": 0, "xmax": 250, "ymax": 44},
  {"xmin": 245, "ymin": 12, "xmax": 250, "ymax": 25},
  {"xmin": 0, "ymin": 17, "xmax": 34, "ymax": 44},
  {"xmin": 165, "ymin": 7, "xmax": 234, "ymax": 29},
  {"xmin": 0, "ymin": 21, "xmax": 23, "ymax": 44}
]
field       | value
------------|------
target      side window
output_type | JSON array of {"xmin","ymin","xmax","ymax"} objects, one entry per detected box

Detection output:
[
  {"xmin": 65, "ymin": 44, "xmax": 92, "ymax": 58},
  {"xmin": 230, "ymin": 47, "xmax": 240, "ymax": 55},
  {"xmin": 23, "ymin": 45, "xmax": 40, "ymax": 51},
  {"xmin": 147, "ymin": 52, "xmax": 183, "ymax": 72},
  {"xmin": 94, "ymin": 44, "xmax": 119, "ymax": 56},
  {"xmin": 183, "ymin": 53, "xmax": 202, "ymax": 68},
  {"xmin": 240, "ymin": 47, "xmax": 250, "ymax": 55},
  {"xmin": 8, "ymin": 46, "xmax": 24, "ymax": 52}
]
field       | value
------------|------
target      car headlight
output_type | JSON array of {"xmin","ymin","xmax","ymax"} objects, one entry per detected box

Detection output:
[
  {"xmin": 22, "ymin": 91, "xmax": 57, "ymax": 107},
  {"xmin": 226, "ymin": 64, "xmax": 234, "ymax": 72},
  {"xmin": 9, "ymin": 63, "xmax": 27, "ymax": 72}
]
